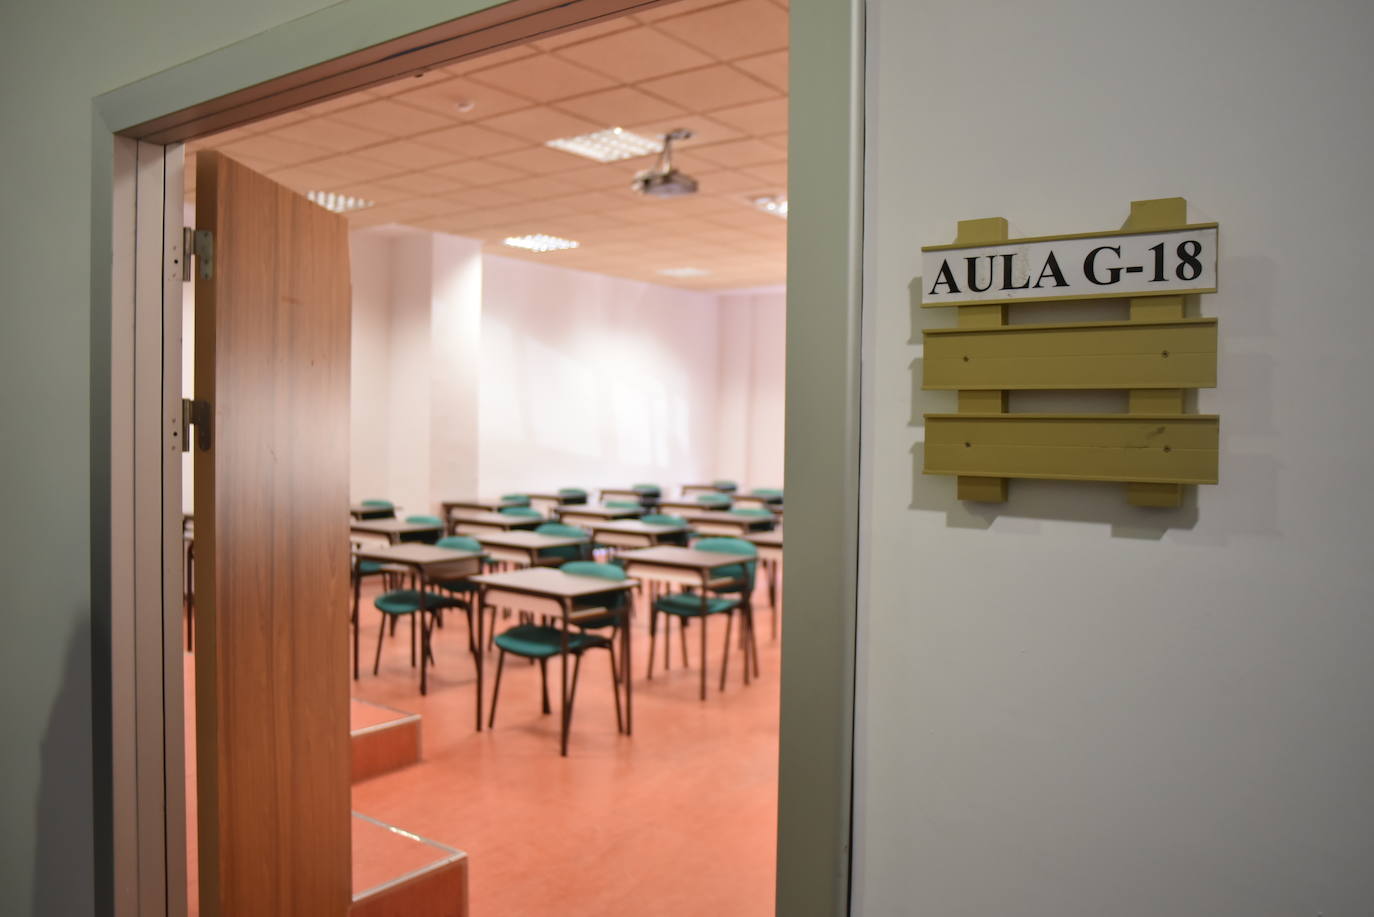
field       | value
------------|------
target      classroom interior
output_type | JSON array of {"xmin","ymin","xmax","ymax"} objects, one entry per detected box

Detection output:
[{"xmin": 180, "ymin": 1, "xmax": 788, "ymax": 914}]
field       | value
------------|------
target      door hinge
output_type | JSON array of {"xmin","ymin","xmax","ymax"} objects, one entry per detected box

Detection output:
[
  {"xmin": 182, "ymin": 227, "xmax": 213, "ymax": 280},
  {"xmin": 180, "ymin": 398, "xmax": 212, "ymax": 452}
]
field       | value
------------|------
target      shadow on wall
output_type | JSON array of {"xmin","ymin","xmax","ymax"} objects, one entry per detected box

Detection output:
[
  {"xmin": 33, "ymin": 619, "xmax": 96, "ymax": 916},
  {"xmin": 904, "ymin": 266, "xmax": 1280, "ymax": 542}
]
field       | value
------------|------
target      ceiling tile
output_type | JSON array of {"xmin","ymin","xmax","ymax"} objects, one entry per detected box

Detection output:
[
  {"xmin": 623, "ymin": 114, "xmax": 745, "ymax": 151},
  {"xmin": 379, "ymin": 171, "xmax": 469, "ymax": 195},
  {"xmin": 686, "ymin": 138, "xmax": 786, "ymax": 168},
  {"xmin": 329, "ymin": 98, "xmax": 452, "ymax": 135},
  {"xmin": 466, "ymin": 54, "xmax": 617, "ymax": 103},
  {"xmin": 558, "ymin": 163, "xmax": 639, "ymax": 190},
  {"xmin": 443, "ymin": 187, "xmax": 527, "ymax": 208},
  {"xmin": 707, "ymin": 96, "xmax": 788, "ymax": 134},
  {"xmin": 191, "ymin": 0, "xmax": 788, "ymax": 290},
  {"xmin": 355, "ymin": 139, "xmax": 457, "ymax": 170},
  {"xmin": 652, "ymin": 0, "xmax": 788, "ymax": 59},
  {"xmin": 493, "ymin": 145, "xmax": 591, "ymax": 175},
  {"xmin": 556, "ymin": 190, "xmax": 635, "ymax": 213},
  {"xmin": 444, "ymin": 44, "xmax": 541, "ymax": 76},
  {"xmin": 389, "ymin": 76, "xmax": 532, "ymax": 121},
  {"xmin": 553, "ymin": 86, "xmax": 686, "ymax": 127},
  {"xmin": 478, "ymin": 107, "xmax": 602, "ymax": 144},
  {"xmin": 416, "ymin": 123, "xmax": 529, "ymax": 158},
  {"xmin": 305, "ymin": 154, "xmax": 404, "ymax": 182},
  {"xmin": 733, "ymin": 49, "xmax": 787, "ymax": 91},
  {"xmin": 551, "ymin": 26, "xmax": 715, "ymax": 82},
  {"xmin": 738, "ymin": 160, "xmax": 787, "ymax": 185},
  {"xmin": 487, "ymin": 174, "xmax": 586, "ymax": 201},
  {"xmin": 639, "ymin": 65, "xmax": 778, "ymax": 111},
  {"xmin": 218, "ymin": 134, "xmax": 328, "ymax": 167},
  {"xmin": 430, "ymin": 159, "xmax": 528, "ymax": 186},
  {"xmin": 268, "ymin": 116, "xmax": 391, "ymax": 153}
]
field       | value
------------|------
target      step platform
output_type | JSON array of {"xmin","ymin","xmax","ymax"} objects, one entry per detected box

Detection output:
[
  {"xmin": 351, "ymin": 698, "xmax": 421, "ymax": 783},
  {"xmin": 351, "ymin": 811, "xmax": 468, "ymax": 917}
]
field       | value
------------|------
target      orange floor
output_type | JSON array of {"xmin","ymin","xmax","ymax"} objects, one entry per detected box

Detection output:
[{"xmin": 187, "ymin": 572, "xmax": 781, "ymax": 916}]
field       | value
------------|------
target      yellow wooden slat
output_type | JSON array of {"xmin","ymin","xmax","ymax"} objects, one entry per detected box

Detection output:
[
  {"xmin": 923, "ymin": 413, "xmax": 1219, "ymax": 485},
  {"xmin": 952, "ymin": 217, "xmax": 1010, "ymax": 502},
  {"xmin": 923, "ymin": 318, "xmax": 1216, "ymax": 390},
  {"xmin": 1124, "ymin": 196, "xmax": 1193, "ymax": 506}
]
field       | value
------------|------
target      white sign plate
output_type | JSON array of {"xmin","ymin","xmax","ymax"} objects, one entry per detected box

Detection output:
[{"xmin": 921, "ymin": 225, "xmax": 1217, "ymax": 306}]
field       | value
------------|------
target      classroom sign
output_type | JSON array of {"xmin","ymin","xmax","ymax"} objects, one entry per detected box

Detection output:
[{"xmin": 921, "ymin": 225, "xmax": 1218, "ymax": 306}]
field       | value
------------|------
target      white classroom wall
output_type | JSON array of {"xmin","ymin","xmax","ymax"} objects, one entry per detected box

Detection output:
[
  {"xmin": 477, "ymin": 253, "xmax": 723, "ymax": 498},
  {"xmin": 347, "ymin": 230, "xmax": 784, "ymax": 511},
  {"xmin": 716, "ymin": 287, "xmax": 786, "ymax": 489},
  {"xmin": 855, "ymin": 1, "xmax": 1374, "ymax": 915}
]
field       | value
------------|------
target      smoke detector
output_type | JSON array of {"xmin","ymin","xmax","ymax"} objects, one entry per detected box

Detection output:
[{"xmin": 631, "ymin": 129, "xmax": 698, "ymax": 198}]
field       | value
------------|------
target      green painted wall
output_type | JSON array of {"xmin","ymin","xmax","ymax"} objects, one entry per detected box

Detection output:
[{"xmin": 0, "ymin": 1, "xmax": 477, "ymax": 912}]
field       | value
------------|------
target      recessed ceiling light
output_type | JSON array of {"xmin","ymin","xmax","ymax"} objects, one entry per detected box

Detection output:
[
  {"xmin": 306, "ymin": 190, "xmax": 374, "ymax": 214},
  {"xmin": 658, "ymin": 267, "xmax": 711, "ymax": 278},
  {"xmin": 503, "ymin": 234, "xmax": 580, "ymax": 253},
  {"xmin": 751, "ymin": 195, "xmax": 788, "ymax": 218},
  {"xmin": 546, "ymin": 127, "xmax": 662, "ymax": 163}
]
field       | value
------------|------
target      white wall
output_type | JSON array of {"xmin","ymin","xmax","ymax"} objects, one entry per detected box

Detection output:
[
  {"xmin": 478, "ymin": 253, "xmax": 724, "ymax": 496},
  {"xmin": 856, "ymin": 1, "xmax": 1374, "ymax": 915},
  {"xmin": 716, "ymin": 287, "xmax": 786, "ymax": 489},
  {"xmin": 351, "ymin": 226, "xmax": 483, "ymax": 515},
  {"xmin": 0, "ymin": 0, "xmax": 354, "ymax": 909}
]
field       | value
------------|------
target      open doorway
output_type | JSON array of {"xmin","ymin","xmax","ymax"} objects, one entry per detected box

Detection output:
[{"xmin": 179, "ymin": 1, "xmax": 788, "ymax": 913}]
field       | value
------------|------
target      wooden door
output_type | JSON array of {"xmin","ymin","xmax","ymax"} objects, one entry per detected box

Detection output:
[{"xmin": 193, "ymin": 151, "xmax": 352, "ymax": 916}]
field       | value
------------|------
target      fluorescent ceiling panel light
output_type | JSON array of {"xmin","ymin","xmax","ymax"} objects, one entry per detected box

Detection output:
[
  {"xmin": 306, "ymin": 190, "xmax": 374, "ymax": 214},
  {"xmin": 546, "ymin": 127, "xmax": 662, "ymax": 163},
  {"xmin": 751, "ymin": 195, "xmax": 788, "ymax": 218},
  {"xmin": 503, "ymin": 234, "xmax": 580, "ymax": 253},
  {"xmin": 658, "ymin": 267, "xmax": 711, "ymax": 278}
]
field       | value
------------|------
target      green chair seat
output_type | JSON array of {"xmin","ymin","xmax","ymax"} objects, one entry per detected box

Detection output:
[
  {"xmin": 604, "ymin": 500, "xmax": 641, "ymax": 510},
  {"xmin": 436, "ymin": 535, "xmax": 482, "ymax": 551},
  {"xmin": 357, "ymin": 559, "xmax": 387, "ymax": 576},
  {"xmin": 436, "ymin": 579, "xmax": 480, "ymax": 594},
  {"xmin": 693, "ymin": 537, "xmax": 757, "ymax": 593},
  {"xmin": 638, "ymin": 513, "xmax": 690, "ymax": 545},
  {"xmin": 493, "ymin": 624, "xmax": 610, "ymax": 658},
  {"xmin": 750, "ymin": 488, "xmax": 784, "ymax": 498},
  {"xmin": 712, "ymin": 480, "xmax": 738, "ymax": 492},
  {"xmin": 562, "ymin": 562, "xmax": 630, "ymax": 624},
  {"xmin": 729, "ymin": 508, "xmax": 774, "ymax": 518},
  {"xmin": 535, "ymin": 523, "xmax": 589, "ymax": 563},
  {"xmin": 653, "ymin": 593, "xmax": 741, "ymax": 618},
  {"xmin": 696, "ymin": 493, "xmax": 732, "ymax": 508},
  {"xmin": 374, "ymin": 589, "xmax": 466, "ymax": 615},
  {"xmin": 405, "ymin": 514, "xmax": 444, "ymax": 526},
  {"xmin": 632, "ymin": 483, "xmax": 661, "ymax": 495},
  {"xmin": 500, "ymin": 493, "xmax": 531, "ymax": 507},
  {"xmin": 499, "ymin": 506, "xmax": 544, "ymax": 519}
]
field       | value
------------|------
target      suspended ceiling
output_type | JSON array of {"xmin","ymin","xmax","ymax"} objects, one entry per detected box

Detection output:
[{"xmin": 187, "ymin": 0, "xmax": 788, "ymax": 290}]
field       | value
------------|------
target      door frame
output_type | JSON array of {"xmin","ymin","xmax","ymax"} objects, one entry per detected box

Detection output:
[{"xmin": 95, "ymin": 0, "xmax": 864, "ymax": 913}]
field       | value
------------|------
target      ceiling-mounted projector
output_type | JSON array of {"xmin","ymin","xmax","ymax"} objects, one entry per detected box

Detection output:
[{"xmin": 632, "ymin": 129, "xmax": 698, "ymax": 197}]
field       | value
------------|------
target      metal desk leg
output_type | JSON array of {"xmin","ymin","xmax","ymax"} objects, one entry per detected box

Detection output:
[
  {"xmin": 475, "ymin": 584, "xmax": 485, "ymax": 731},
  {"xmin": 560, "ymin": 601, "xmax": 571, "ymax": 756}
]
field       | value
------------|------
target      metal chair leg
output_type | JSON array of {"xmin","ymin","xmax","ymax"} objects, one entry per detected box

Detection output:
[
  {"xmin": 539, "ymin": 658, "xmax": 551, "ymax": 714},
  {"xmin": 720, "ymin": 611, "xmax": 734, "ymax": 691},
  {"xmin": 607, "ymin": 644, "xmax": 624, "ymax": 733},
  {"xmin": 646, "ymin": 609, "xmax": 658, "ymax": 680},
  {"xmin": 488, "ymin": 651, "xmax": 507, "ymax": 728},
  {"xmin": 699, "ymin": 616, "xmax": 708, "ymax": 701},
  {"xmin": 373, "ymin": 613, "xmax": 387, "ymax": 675}
]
